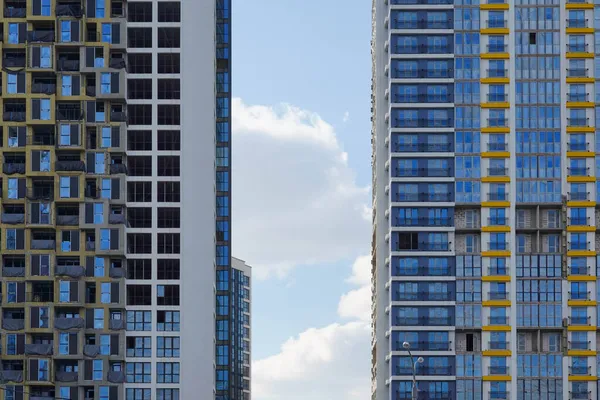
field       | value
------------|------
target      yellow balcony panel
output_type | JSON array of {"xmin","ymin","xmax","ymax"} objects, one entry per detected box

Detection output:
[
  {"xmin": 568, "ymin": 325, "xmax": 596, "ymax": 331},
  {"xmin": 481, "ymin": 127, "xmax": 510, "ymax": 133},
  {"xmin": 566, "ymin": 77, "xmax": 595, "ymax": 83},
  {"xmin": 567, "ymin": 176, "xmax": 595, "ymax": 182},
  {"xmin": 480, "ymin": 3, "xmax": 509, "ymax": 9},
  {"xmin": 481, "ymin": 77, "xmax": 510, "ymax": 84},
  {"xmin": 567, "ymin": 250, "xmax": 597, "ymax": 257},
  {"xmin": 567, "ymin": 102, "xmax": 595, "ymax": 108},
  {"xmin": 568, "ymin": 275, "xmax": 597, "ymax": 282},
  {"xmin": 568, "ymin": 300, "xmax": 597, "ymax": 307},
  {"xmin": 566, "ymin": 52, "xmax": 595, "ymax": 59},
  {"xmin": 482, "ymin": 250, "xmax": 511, "ymax": 257},
  {"xmin": 568, "ymin": 375, "xmax": 597, "ymax": 381},
  {"xmin": 567, "ymin": 126, "xmax": 595, "ymax": 133},
  {"xmin": 481, "ymin": 151, "xmax": 510, "ymax": 158},
  {"xmin": 567, "ymin": 226, "xmax": 596, "ymax": 232},
  {"xmin": 482, "ymin": 300, "xmax": 511, "ymax": 307},
  {"xmin": 482, "ymin": 176, "xmax": 510, "ymax": 183},
  {"xmin": 482, "ymin": 350, "xmax": 511, "ymax": 357},
  {"xmin": 482, "ymin": 325, "xmax": 511, "ymax": 332},
  {"xmin": 567, "ymin": 151, "xmax": 595, "ymax": 157},
  {"xmin": 567, "ymin": 201, "xmax": 596, "ymax": 207},
  {"xmin": 481, "ymin": 102, "xmax": 510, "ymax": 109},
  {"xmin": 566, "ymin": 2, "xmax": 594, "ymax": 8},
  {"xmin": 482, "ymin": 226, "xmax": 510, "ymax": 232},
  {"xmin": 481, "ymin": 201, "xmax": 510, "ymax": 207},
  {"xmin": 482, "ymin": 376, "xmax": 511, "ymax": 382},
  {"xmin": 480, "ymin": 28, "xmax": 509, "ymax": 35},
  {"xmin": 482, "ymin": 275, "xmax": 511, "ymax": 282},
  {"xmin": 481, "ymin": 53, "xmax": 510, "ymax": 60},
  {"xmin": 566, "ymin": 28, "xmax": 594, "ymax": 34},
  {"xmin": 568, "ymin": 350, "xmax": 597, "ymax": 357}
]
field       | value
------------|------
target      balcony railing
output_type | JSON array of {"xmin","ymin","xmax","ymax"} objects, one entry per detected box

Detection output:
[
  {"xmin": 567, "ymin": 167, "xmax": 589, "ymax": 176},
  {"xmin": 55, "ymin": 4, "xmax": 83, "ymax": 17},
  {"xmin": 394, "ymin": 316, "xmax": 452, "ymax": 326},
  {"xmin": 26, "ymin": 291, "xmax": 53, "ymax": 303},
  {"xmin": 488, "ymin": 193, "xmax": 508, "ymax": 201},
  {"xmin": 392, "ymin": 20, "xmax": 453, "ymax": 29},
  {"xmin": 488, "ymin": 291, "xmax": 508, "ymax": 300},
  {"xmin": 486, "ymin": 19, "xmax": 507, "ymax": 28},
  {"xmin": 28, "ymin": 30, "xmax": 55, "ymax": 42},
  {"xmin": 569, "ymin": 266, "xmax": 590, "ymax": 275},
  {"xmin": 568, "ymin": 241, "xmax": 590, "ymax": 251},
  {"xmin": 392, "ymin": 94, "xmax": 452, "ymax": 103},
  {"xmin": 393, "ymin": 44, "xmax": 451, "ymax": 55},
  {"xmin": 488, "ymin": 267, "xmax": 508, "ymax": 276},
  {"xmin": 568, "ymin": 217, "xmax": 590, "ymax": 226},
  {"xmin": 488, "ymin": 316, "xmax": 509, "ymax": 325},
  {"xmin": 395, "ymin": 217, "xmax": 452, "ymax": 227},
  {"xmin": 489, "ymin": 392, "xmax": 509, "ymax": 400},
  {"xmin": 488, "ymin": 217, "xmax": 507, "ymax": 225},
  {"xmin": 488, "ymin": 167, "xmax": 508, "ymax": 176},
  {"xmin": 487, "ymin": 44, "xmax": 507, "ymax": 53},
  {"xmin": 394, "ymin": 340, "xmax": 452, "ymax": 351},
  {"xmin": 394, "ymin": 266, "xmax": 453, "ymax": 277},
  {"xmin": 487, "ymin": 93, "xmax": 508, "ymax": 102},
  {"xmin": 569, "ymin": 316, "xmax": 591, "ymax": 325},
  {"xmin": 394, "ymin": 168, "xmax": 453, "ymax": 178},
  {"xmin": 488, "ymin": 341, "xmax": 509, "ymax": 350},
  {"xmin": 3, "ymin": 112, "xmax": 26, "ymax": 122},
  {"xmin": 488, "ymin": 142, "xmax": 507, "ymax": 151},
  {"xmin": 31, "ymin": 83, "xmax": 56, "ymax": 95},
  {"xmin": 568, "ymin": 291, "xmax": 591, "ymax": 300},
  {"xmin": 569, "ymin": 366, "xmax": 591, "ymax": 376},
  {"xmin": 487, "ymin": 118, "xmax": 508, "ymax": 127},
  {"xmin": 569, "ymin": 340, "xmax": 591, "ymax": 350},
  {"xmin": 392, "ymin": 68, "xmax": 453, "ymax": 79},
  {"xmin": 4, "ymin": 7, "xmax": 26, "ymax": 17},
  {"xmin": 487, "ymin": 68, "xmax": 508, "ymax": 78},
  {"xmin": 392, "ymin": 143, "xmax": 452, "ymax": 153},
  {"xmin": 567, "ymin": 93, "xmax": 589, "ymax": 102},
  {"xmin": 569, "ymin": 192, "xmax": 589, "ymax": 201},
  {"xmin": 567, "ymin": 19, "xmax": 588, "ymax": 28},
  {"xmin": 567, "ymin": 44, "xmax": 589, "ymax": 53},
  {"xmin": 56, "ymin": 109, "xmax": 83, "ymax": 121},
  {"xmin": 567, "ymin": 68, "xmax": 588, "ymax": 78},
  {"xmin": 570, "ymin": 391, "xmax": 592, "ymax": 400},
  {"xmin": 394, "ymin": 292, "xmax": 454, "ymax": 301},
  {"xmin": 568, "ymin": 142, "xmax": 589, "ymax": 151},
  {"xmin": 391, "ymin": 0, "xmax": 453, "ymax": 3},
  {"xmin": 489, "ymin": 366, "xmax": 509, "ymax": 375}
]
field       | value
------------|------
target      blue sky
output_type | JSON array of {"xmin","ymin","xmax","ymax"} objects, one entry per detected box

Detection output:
[{"xmin": 232, "ymin": 1, "xmax": 373, "ymax": 398}]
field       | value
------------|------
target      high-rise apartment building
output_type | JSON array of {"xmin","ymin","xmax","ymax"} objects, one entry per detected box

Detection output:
[
  {"xmin": 0, "ymin": 0, "xmax": 249, "ymax": 399},
  {"xmin": 372, "ymin": 0, "xmax": 600, "ymax": 398}
]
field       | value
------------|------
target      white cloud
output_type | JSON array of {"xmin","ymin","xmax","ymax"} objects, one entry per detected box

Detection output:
[
  {"xmin": 252, "ymin": 322, "xmax": 371, "ymax": 400},
  {"xmin": 232, "ymin": 98, "xmax": 371, "ymax": 279},
  {"xmin": 343, "ymin": 111, "xmax": 350, "ymax": 123},
  {"xmin": 253, "ymin": 255, "xmax": 373, "ymax": 400}
]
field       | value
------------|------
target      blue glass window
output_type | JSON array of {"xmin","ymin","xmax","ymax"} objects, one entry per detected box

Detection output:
[
  {"xmin": 102, "ymin": 23, "xmax": 112, "ymax": 43},
  {"xmin": 40, "ymin": 99, "xmax": 51, "ymax": 120},
  {"xmin": 8, "ymin": 178, "xmax": 18, "ymax": 199},
  {"xmin": 7, "ymin": 73, "xmax": 17, "ymax": 94},
  {"xmin": 96, "ymin": 0, "xmax": 105, "ymax": 17},
  {"xmin": 61, "ymin": 21, "xmax": 71, "ymax": 42},
  {"xmin": 62, "ymin": 75, "xmax": 72, "ymax": 96},
  {"xmin": 8, "ymin": 23, "xmax": 19, "ymax": 44},
  {"xmin": 101, "ymin": 73, "xmax": 111, "ymax": 94},
  {"xmin": 101, "ymin": 178, "xmax": 111, "ymax": 199},
  {"xmin": 100, "ymin": 229, "xmax": 110, "ymax": 250},
  {"xmin": 41, "ymin": 46, "xmax": 52, "ymax": 68}
]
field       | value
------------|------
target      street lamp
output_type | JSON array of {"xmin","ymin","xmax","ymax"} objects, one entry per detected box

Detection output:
[{"xmin": 403, "ymin": 342, "xmax": 425, "ymax": 400}]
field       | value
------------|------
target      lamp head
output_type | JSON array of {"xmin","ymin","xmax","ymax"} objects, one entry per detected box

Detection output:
[
  {"xmin": 402, "ymin": 341, "xmax": 410, "ymax": 349},
  {"xmin": 417, "ymin": 357, "xmax": 425, "ymax": 363}
]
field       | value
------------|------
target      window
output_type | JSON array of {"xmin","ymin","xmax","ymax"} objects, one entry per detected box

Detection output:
[
  {"xmin": 93, "ymin": 359, "xmax": 103, "ymax": 380},
  {"xmin": 101, "ymin": 73, "xmax": 111, "ymax": 94},
  {"xmin": 216, "ymin": 345, "xmax": 228, "ymax": 365},
  {"xmin": 157, "ymin": 389, "xmax": 180, "ymax": 400},
  {"xmin": 94, "ymin": 203, "xmax": 104, "ymax": 224},
  {"xmin": 128, "ymin": 2, "xmax": 152, "ymax": 22},
  {"xmin": 157, "ymin": 259, "xmax": 180, "ymax": 279},
  {"xmin": 94, "ymin": 308, "xmax": 104, "ymax": 329},
  {"xmin": 8, "ymin": 23, "xmax": 20, "ymax": 44},
  {"xmin": 158, "ymin": 105, "xmax": 180, "ymax": 125},
  {"xmin": 216, "ymin": 320, "xmax": 229, "ymax": 341},
  {"xmin": 60, "ymin": 176, "xmax": 72, "ymax": 198},
  {"xmin": 100, "ymin": 334, "xmax": 110, "ymax": 355},
  {"xmin": 127, "ymin": 389, "xmax": 151, "ymax": 400},
  {"xmin": 128, "ymin": 105, "xmax": 152, "ymax": 125},
  {"xmin": 128, "ymin": 28, "xmax": 152, "ymax": 48},
  {"xmin": 59, "ymin": 281, "xmax": 71, "ymax": 302},
  {"xmin": 127, "ymin": 259, "xmax": 151, "ymax": 280},
  {"xmin": 127, "ymin": 337, "xmax": 152, "ymax": 357},
  {"xmin": 101, "ymin": 23, "xmax": 112, "ymax": 43},
  {"xmin": 128, "ymin": 53, "xmax": 152, "ymax": 74},
  {"xmin": 158, "ymin": 79, "xmax": 180, "ymax": 99},
  {"xmin": 158, "ymin": 156, "xmax": 180, "ymax": 176},
  {"xmin": 100, "ymin": 228, "xmax": 111, "ymax": 250},
  {"xmin": 128, "ymin": 130, "xmax": 152, "ymax": 151},
  {"xmin": 6, "ymin": 334, "xmax": 16, "ymax": 355},
  {"xmin": 157, "ymin": 285, "xmax": 180, "ymax": 306},
  {"xmin": 127, "ymin": 310, "xmax": 152, "ymax": 331},
  {"xmin": 61, "ymin": 20, "xmax": 72, "ymax": 42},
  {"xmin": 158, "ymin": 2, "xmax": 180, "ymax": 22},
  {"xmin": 157, "ymin": 337, "xmax": 180, "ymax": 357},
  {"xmin": 126, "ymin": 362, "xmax": 151, "ymax": 383},
  {"xmin": 157, "ymin": 233, "xmax": 180, "ymax": 254},
  {"xmin": 158, "ymin": 182, "xmax": 180, "ymax": 202},
  {"xmin": 127, "ymin": 285, "xmax": 151, "ymax": 306},
  {"xmin": 101, "ymin": 178, "xmax": 111, "ymax": 199},
  {"xmin": 216, "ymin": 370, "xmax": 229, "ymax": 391},
  {"xmin": 128, "ymin": 79, "xmax": 153, "ymax": 99},
  {"xmin": 158, "ymin": 27, "xmax": 180, "ymax": 48},
  {"xmin": 58, "ymin": 333, "xmax": 69, "ymax": 354},
  {"xmin": 127, "ymin": 233, "xmax": 152, "ymax": 254},
  {"xmin": 157, "ymin": 362, "xmax": 180, "ymax": 383},
  {"xmin": 217, "ymin": 295, "xmax": 229, "ymax": 316},
  {"xmin": 158, "ymin": 53, "xmax": 180, "ymax": 74},
  {"xmin": 157, "ymin": 311, "xmax": 180, "ymax": 331},
  {"xmin": 101, "ymin": 283, "xmax": 111, "ymax": 303}
]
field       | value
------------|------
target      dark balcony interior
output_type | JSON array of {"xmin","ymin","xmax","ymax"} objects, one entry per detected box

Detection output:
[
  {"xmin": 85, "ymin": 231, "xmax": 96, "ymax": 250},
  {"xmin": 4, "ymin": 0, "xmax": 26, "ymax": 17},
  {"xmin": 29, "ymin": 387, "xmax": 55, "ymax": 399},
  {"xmin": 31, "ymin": 333, "xmax": 53, "ymax": 345},
  {"xmin": 3, "ymin": 255, "xmax": 25, "ymax": 277},
  {"xmin": 56, "ymin": 151, "xmax": 85, "ymax": 171},
  {"xmin": 110, "ymin": 103, "xmax": 126, "ymax": 122},
  {"xmin": 56, "ymin": 103, "xmax": 83, "ymax": 121},
  {"xmin": 29, "ymin": 282, "xmax": 53, "ymax": 302},
  {"xmin": 3, "ymin": 309, "xmax": 25, "ymax": 325},
  {"xmin": 2, "ymin": 204, "xmax": 25, "ymax": 224},
  {"xmin": 110, "ymin": 155, "xmax": 127, "ymax": 174},
  {"xmin": 56, "ymin": 0, "xmax": 84, "ymax": 17},
  {"xmin": 85, "ymin": 179, "xmax": 100, "ymax": 198},
  {"xmin": 3, "ymin": 101, "xmax": 26, "ymax": 122},
  {"xmin": 3, "ymin": 50, "xmax": 26, "ymax": 68},
  {"xmin": 57, "ymin": 256, "xmax": 80, "ymax": 268},
  {"xmin": 3, "ymin": 152, "xmax": 26, "ymax": 174},
  {"xmin": 30, "ymin": 126, "xmax": 55, "ymax": 146},
  {"xmin": 109, "ymin": 51, "xmax": 126, "ymax": 69},
  {"xmin": 28, "ymin": 22, "xmax": 55, "ymax": 43},
  {"xmin": 30, "ymin": 230, "xmax": 56, "ymax": 250},
  {"xmin": 56, "ymin": 205, "xmax": 80, "ymax": 226},
  {"xmin": 57, "ymin": 50, "xmax": 80, "ymax": 71},
  {"xmin": 1, "ymin": 360, "xmax": 24, "ymax": 381},
  {"xmin": 87, "ymin": 127, "xmax": 97, "ymax": 149},
  {"xmin": 85, "ymin": 282, "xmax": 96, "ymax": 304},
  {"xmin": 29, "ymin": 178, "xmax": 55, "ymax": 200},
  {"xmin": 111, "ymin": 0, "xmax": 125, "ymax": 17},
  {"xmin": 86, "ymin": 22, "xmax": 98, "ymax": 42},
  {"xmin": 31, "ymin": 75, "xmax": 57, "ymax": 95}
]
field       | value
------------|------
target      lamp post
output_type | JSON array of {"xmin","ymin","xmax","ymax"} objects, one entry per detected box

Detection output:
[{"xmin": 403, "ymin": 341, "xmax": 425, "ymax": 400}]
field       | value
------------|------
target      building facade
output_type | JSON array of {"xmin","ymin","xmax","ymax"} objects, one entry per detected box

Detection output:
[
  {"xmin": 372, "ymin": 0, "xmax": 600, "ymax": 398},
  {"xmin": 0, "ymin": 0, "xmax": 249, "ymax": 399}
]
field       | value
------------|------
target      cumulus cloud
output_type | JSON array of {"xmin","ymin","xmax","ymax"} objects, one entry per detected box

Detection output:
[
  {"xmin": 253, "ymin": 255, "xmax": 373, "ymax": 400},
  {"xmin": 232, "ymin": 98, "xmax": 370, "ymax": 279},
  {"xmin": 253, "ymin": 322, "xmax": 371, "ymax": 400}
]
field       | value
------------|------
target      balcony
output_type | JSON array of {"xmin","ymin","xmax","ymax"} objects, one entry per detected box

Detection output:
[
  {"xmin": 487, "ymin": 93, "xmax": 508, "ymax": 102},
  {"xmin": 394, "ymin": 316, "xmax": 452, "ymax": 326},
  {"xmin": 488, "ymin": 341, "xmax": 509, "ymax": 350},
  {"xmin": 486, "ymin": 20, "xmax": 507, "ymax": 28},
  {"xmin": 3, "ymin": 112, "xmax": 26, "ymax": 122},
  {"xmin": 567, "ymin": 68, "xmax": 588, "ymax": 78},
  {"xmin": 487, "ymin": 118, "xmax": 508, "ymax": 127},
  {"xmin": 393, "ymin": 168, "xmax": 453, "ymax": 178},
  {"xmin": 392, "ymin": 20, "xmax": 453, "ymax": 30},
  {"xmin": 4, "ymin": 6, "xmax": 26, "ymax": 18},
  {"xmin": 568, "ymin": 291, "xmax": 591, "ymax": 300},
  {"xmin": 394, "ymin": 291, "xmax": 454, "ymax": 301},
  {"xmin": 569, "ymin": 366, "xmax": 591, "ymax": 376},
  {"xmin": 393, "ymin": 44, "xmax": 451, "ymax": 55},
  {"xmin": 488, "ymin": 316, "xmax": 509, "ymax": 325},
  {"xmin": 56, "ymin": 108, "xmax": 83, "ymax": 121},
  {"xmin": 394, "ymin": 340, "xmax": 452, "ymax": 351},
  {"xmin": 569, "ymin": 340, "xmax": 591, "ymax": 350},
  {"xmin": 488, "ymin": 192, "xmax": 508, "ymax": 201},
  {"xmin": 567, "ymin": 19, "xmax": 588, "ymax": 28},
  {"xmin": 567, "ymin": 44, "xmax": 589, "ymax": 53},
  {"xmin": 28, "ymin": 30, "xmax": 55, "ymax": 43},
  {"xmin": 568, "ymin": 217, "xmax": 590, "ymax": 226},
  {"xmin": 568, "ymin": 93, "xmax": 590, "ymax": 102},
  {"xmin": 487, "ymin": 291, "xmax": 508, "ymax": 300},
  {"xmin": 111, "ymin": 111, "xmax": 127, "ymax": 122},
  {"xmin": 109, "ymin": 164, "xmax": 127, "ymax": 175},
  {"xmin": 569, "ymin": 316, "xmax": 591, "ymax": 325},
  {"xmin": 55, "ymin": 160, "xmax": 85, "ymax": 172},
  {"xmin": 3, "ymin": 266, "xmax": 25, "ymax": 277},
  {"xmin": 487, "ymin": 68, "xmax": 508, "ymax": 78},
  {"xmin": 568, "ymin": 241, "xmax": 590, "ymax": 251},
  {"xmin": 3, "ymin": 56, "xmax": 26, "ymax": 68},
  {"xmin": 26, "ymin": 291, "xmax": 53, "ymax": 303},
  {"xmin": 487, "ymin": 142, "xmax": 507, "ymax": 152},
  {"xmin": 567, "ymin": 167, "xmax": 589, "ymax": 177},
  {"xmin": 488, "ymin": 266, "xmax": 508, "ymax": 276},
  {"xmin": 391, "ymin": 143, "xmax": 453, "ymax": 153},
  {"xmin": 2, "ymin": 212, "xmax": 25, "ymax": 225},
  {"xmin": 489, "ymin": 392, "xmax": 509, "ymax": 400},
  {"xmin": 488, "ymin": 167, "xmax": 508, "ymax": 177},
  {"xmin": 31, "ymin": 239, "xmax": 55, "ymax": 250},
  {"xmin": 488, "ymin": 217, "xmax": 507, "ymax": 226},
  {"xmin": 31, "ymin": 83, "xmax": 57, "ymax": 95},
  {"xmin": 395, "ymin": 217, "xmax": 452, "ymax": 227},
  {"xmin": 569, "ymin": 192, "xmax": 589, "ymax": 201},
  {"xmin": 392, "ymin": 94, "xmax": 452, "ymax": 103},
  {"xmin": 570, "ymin": 391, "xmax": 592, "ymax": 400},
  {"xmin": 27, "ymin": 187, "xmax": 54, "ymax": 200},
  {"xmin": 55, "ymin": 4, "xmax": 83, "ymax": 17},
  {"xmin": 3, "ymin": 162, "xmax": 26, "ymax": 175},
  {"xmin": 569, "ymin": 266, "xmax": 590, "ymax": 275},
  {"xmin": 568, "ymin": 142, "xmax": 590, "ymax": 151},
  {"xmin": 487, "ymin": 44, "xmax": 507, "ymax": 53},
  {"xmin": 57, "ymin": 59, "xmax": 80, "ymax": 72},
  {"xmin": 488, "ymin": 366, "xmax": 509, "ymax": 375}
]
